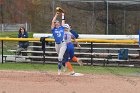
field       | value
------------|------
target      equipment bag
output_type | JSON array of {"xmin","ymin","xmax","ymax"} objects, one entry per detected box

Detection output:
[{"xmin": 118, "ymin": 49, "xmax": 128, "ymax": 60}]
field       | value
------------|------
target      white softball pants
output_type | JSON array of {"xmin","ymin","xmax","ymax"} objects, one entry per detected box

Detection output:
[{"xmin": 55, "ymin": 42, "xmax": 67, "ymax": 61}]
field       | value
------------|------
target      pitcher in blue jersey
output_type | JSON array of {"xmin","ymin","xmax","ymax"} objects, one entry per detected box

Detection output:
[{"xmin": 51, "ymin": 12, "xmax": 66, "ymax": 75}]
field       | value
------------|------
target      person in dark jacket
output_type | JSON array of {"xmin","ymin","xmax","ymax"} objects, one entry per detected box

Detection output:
[
  {"xmin": 16, "ymin": 27, "xmax": 29, "ymax": 55},
  {"xmin": 69, "ymin": 25, "xmax": 79, "ymax": 39}
]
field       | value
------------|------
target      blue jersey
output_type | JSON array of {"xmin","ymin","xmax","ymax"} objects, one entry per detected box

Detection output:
[{"xmin": 52, "ymin": 26, "xmax": 64, "ymax": 44}]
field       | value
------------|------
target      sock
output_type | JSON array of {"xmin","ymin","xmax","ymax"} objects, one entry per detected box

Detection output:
[
  {"xmin": 72, "ymin": 56, "xmax": 78, "ymax": 62},
  {"xmin": 66, "ymin": 62, "xmax": 73, "ymax": 71},
  {"xmin": 58, "ymin": 62, "xmax": 62, "ymax": 70},
  {"xmin": 62, "ymin": 62, "xmax": 65, "ymax": 67}
]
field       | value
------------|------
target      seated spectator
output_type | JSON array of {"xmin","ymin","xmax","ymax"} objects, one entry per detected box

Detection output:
[{"xmin": 16, "ymin": 27, "xmax": 29, "ymax": 55}]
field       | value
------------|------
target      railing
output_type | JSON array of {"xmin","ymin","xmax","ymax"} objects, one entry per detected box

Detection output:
[{"xmin": 0, "ymin": 37, "xmax": 139, "ymax": 65}]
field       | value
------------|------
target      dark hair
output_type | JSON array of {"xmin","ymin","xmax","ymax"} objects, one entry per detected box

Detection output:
[{"xmin": 19, "ymin": 27, "xmax": 26, "ymax": 34}]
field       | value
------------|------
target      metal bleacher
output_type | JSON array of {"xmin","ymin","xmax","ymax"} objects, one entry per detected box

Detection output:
[{"xmin": 4, "ymin": 41, "xmax": 140, "ymax": 67}]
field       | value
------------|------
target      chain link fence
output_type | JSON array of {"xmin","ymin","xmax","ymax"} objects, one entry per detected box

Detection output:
[{"xmin": 56, "ymin": 0, "xmax": 140, "ymax": 35}]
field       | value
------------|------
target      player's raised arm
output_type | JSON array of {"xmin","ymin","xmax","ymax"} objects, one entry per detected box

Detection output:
[
  {"xmin": 61, "ymin": 13, "xmax": 65, "ymax": 26},
  {"xmin": 51, "ymin": 12, "xmax": 59, "ymax": 29}
]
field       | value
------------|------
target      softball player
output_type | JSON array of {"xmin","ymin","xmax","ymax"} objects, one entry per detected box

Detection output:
[
  {"xmin": 62, "ymin": 24, "xmax": 83, "ymax": 75},
  {"xmin": 51, "ymin": 12, "xmax": 66, "ymax": 75}
]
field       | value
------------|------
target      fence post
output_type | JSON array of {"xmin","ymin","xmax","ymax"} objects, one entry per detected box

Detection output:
[
  {"xmin": 138, "ymin": 30, "xmax": 140, "ymax": 58},
  {"xmin": 2, "ymin": 24, "xmax": 4, "ymax": 32},
  {"xmin": 40, "ymin": 37, "xmax": 46, "ymax": 65},
  {"xmin": 25, "ymin": 22, "xmax": 28, "ymax": 31},
  {"xmin": 43, "ymin": 48, "xmax": 45, "ymax": 65},
  {"xmin": 1, "ymin": 40, "xmax": 3, "ymax": 64},
  {"xmin": 91, "ymin": 42, "xmax": 93, "ymax": 66}
]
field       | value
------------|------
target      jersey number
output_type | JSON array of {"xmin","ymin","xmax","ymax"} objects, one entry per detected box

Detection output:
[{"xmin": 57, "ymin": 32, "xmax": 61, "ymax": 37}]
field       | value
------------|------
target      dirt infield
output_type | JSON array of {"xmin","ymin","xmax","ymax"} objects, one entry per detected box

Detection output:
[{"xmin": 0, "ymin": 70, "xmax": 140, "ymax": 93}]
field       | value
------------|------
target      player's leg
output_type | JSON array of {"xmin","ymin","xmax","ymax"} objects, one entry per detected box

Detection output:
[
  {"xmin": 65, "ymin": 62, "xmax": 75, "ymax": 75},
  {"xmin": 69, "ymin": 43, "xmax": 83, "ymax": 66},
  {"xmin": 62, "ymin": 48, "xmax": 69, "ymax": 72},
  {"xmin": 57, "ymin": 43, "xmax": 66, "ymax": 75},
  {"xmin": 62, "ymin": 44, "xmax": 75, "ymax": 74},
  {"xmin": 71, "ymin": 55, "xmax": 83, "ymax": 66},
  {"xmin": 69, "ymin": 43, "xmax": 75, "ymax": 60},
  {"xmin": 55, "ymin": 43, "xmax": 60, "ymax": 55},
  {"xmin": 58, "ymin": 42, "xmax": 67, "ymax": 61},
  {"xmin": 72, "ymin": 56, "xmax": 83, "ymax": 66},
  {"xmin": 58, "ymin": 61, "xmax": 62, "ymax": 75},
  {"xmin": 55, "ymin": 43, "xmax": 63, "ymax": 75}
]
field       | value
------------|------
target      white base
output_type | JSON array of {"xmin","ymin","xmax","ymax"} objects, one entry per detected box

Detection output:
[{"xmin": 70, "ymin": 73, "xmax": 84, "ymax": 77}]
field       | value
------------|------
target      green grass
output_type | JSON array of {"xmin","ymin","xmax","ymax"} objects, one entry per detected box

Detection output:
[
  {"xmin": 0, "ymin": 31, "xmax": 33, "ymax": 38},
  {"xmin": 0, "ymin": 63, "xmax": 57, "ymax": 71},
  {"xmin": 74, "ymin": 65, "xmax": 140, "ymax": 76},
  {"xmin": 0, "ymin": 63, "xmax": 139, "ymax": 76},
  {"xmin": 0, "ymin": 32, "xmax": 17, "ymax": 37}
]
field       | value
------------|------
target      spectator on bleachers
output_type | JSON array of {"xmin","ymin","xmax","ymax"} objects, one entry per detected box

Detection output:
[{"xmin": 16, "ymin": 27, "xmax": 29, "ymax": 55}]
